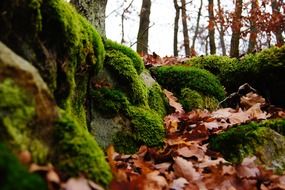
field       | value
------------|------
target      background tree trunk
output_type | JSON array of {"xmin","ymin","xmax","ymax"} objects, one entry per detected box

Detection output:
[
  {"xmin": 230, "ymin": 0, "xmax": 243, "ymax": 57},
  {"xmin": 208, "ymin": 0, "xmax": 216, "ymax": 54},
  {"xmin": 247, "ymin": 0, "xmax": 259, "ymax": 53},
  {"xmin": 191, "ymin": 0, "xmax": 203, "ymax": 56},
  {"xmin": 70, "ymin": 0, "xmax": 107, "ymax": 36},
  {"xmin": 137, "ymin": 0, "xmax": 151, "ymax": 54},
  {"xmin": 271, "ymin": 0, "xmax": 284, "ymax": 46},
  {"xmin": 173, "ymin": 0, "xmax": 180, "ymax": 56},
  {"xmin": 217, "ymin": 0, "xmax": 226, "ymax": 55},
  {"xmin": 181, "ymin": 0, "xmax": 190, "ymax": 57}
]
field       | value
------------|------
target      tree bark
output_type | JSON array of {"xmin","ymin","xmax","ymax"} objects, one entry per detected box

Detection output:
[
  {"xmin": 181, "ymin": 0, "xmax": 190, "ymax": 57},
  {"xmin": 271, "ymin": 0, "xmax": 284, "ymax": 46},
  {"xmin": 191, "ymin": 0, "xmax": 203, "ymax": 56},
  {"xmin": 208, "ymin": 0, "xmax": 216, "ymax": 54},
  {"xmin": 247, "ymin": 0, "xmax": 259, "ymax": 53},
  {"xmin": 70, "ymin": 0, "xmax": 108, "ymax": 36},
  {"xmin": 216, "ymin": 0, "xmax": 226, "ymax": 55},
  {"xmin": 230, "ymin": 0, "xmax": 243, "ymax": 57},
  {"xmin": 137, "ymin": 0, "xmax": 151, "ymax": 54},
  {"xmin": 173, "ymin": 0, "xmax": 180, "ymax": 56}
]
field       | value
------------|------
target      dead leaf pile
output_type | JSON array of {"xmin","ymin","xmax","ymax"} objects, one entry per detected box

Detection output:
[{"xmin": 108, "ymin": 91, "xmax": 285, "ymax": 190}]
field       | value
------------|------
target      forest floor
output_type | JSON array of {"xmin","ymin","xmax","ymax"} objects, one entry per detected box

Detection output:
[{"xmin": 22, "ymin": 54, "xmax": 285, "ymax": 190}]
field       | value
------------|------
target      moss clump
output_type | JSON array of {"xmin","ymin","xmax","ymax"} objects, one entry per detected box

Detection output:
[
  {"xmin": 150, "ymin": 65, "xmax": 226, "ymax": 101},
  {"xmin": 53, "ymin": 110, "xmax": 112, "ymax": 185},
  {"xmin": 91, "ymin": 87, "xmax": 129, "ymax": 117},
  {"xmin": 105, "ymin": 50, "xmax": 148, "ymax": 106},
  {"xmin": 209, "ymin": 121, "xmax": 285, "ymax": 171},
  {"xmin": 186, "ymin": 55, "xmax": 238, "ymax": 78},
  {"xmin": 209, "ymin": 123, "xmax": 260, "ymax": 163},
  {"xmin": 104, "ymin": 39, "xmax": 144, "ymax": 74},
  {"xmin": 148, "ymin": 83, "xmax": 168, "ymax": 117},
  {"xmin": 0, "ymin": 143, "xmax": 47, "ymax": 190},
  {"xmin": 40, "ymin": 0, "xmax": 105, "ymax": 128},
  {"xmin": 0, "ymin": 79, "xmax": 48, "ymax": 163},
  {"xmin": 113, "ymin": 131, "xmax": 141, "ymax": 154},
  {"xmin": 126, "ymin": 106, "xmax": 165, "ymax": 147},
  {"xmin": 258, "ymin": 118, "xmax": 285, "ymax": 136},
  {"xmin": 180, "ymin": 88, "xmax": 204, "ymax": 111}
]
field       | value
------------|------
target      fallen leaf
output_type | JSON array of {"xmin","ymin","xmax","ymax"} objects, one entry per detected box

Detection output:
[
  {"xmin": 173, "ymin": 157, "xmax": 201, "ymax": 181},
  {"xmin": 170, "ymin": 177, "xmax": 189, "ymax": 190},
  {"xmin": 163, "ymin": 89, "xmax": 184, "ymax": 113},
  {"xmin": 62, "ymin": 177, "xmax": 91, "ymax": 190},
  {"xmin": 240, "ymin": 92, "xmax": 266, "ymax": 110}
]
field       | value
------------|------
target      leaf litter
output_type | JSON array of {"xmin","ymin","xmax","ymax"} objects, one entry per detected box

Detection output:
[
  {"xmin": 21, "ymin": 85, "xmax": 285, "ymax": 190},
  {"xmin": 107, "ymin": 90, "xmax": 285, "ymax": 190}
]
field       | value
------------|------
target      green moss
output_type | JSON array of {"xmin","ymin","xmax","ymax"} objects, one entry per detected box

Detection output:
[
  {"xmin": 150, "ymin": 65, "xmax": 226, "ymax": 101},
  {"xmin": 259, "ymin": 118, "xmax": 285, "ymax": 136},
  {"xmin": 187, "ymin": 55, "xmax": 238, "ymax": 77},
  {"xmin": 104, "ymin": 39, "xmax": 144, "ymax": 74},
  {"xmin": 91, "ymin": 87, "xmax": 129, "ymax": 117},
  {"xmin": 113, "ymin": 131, "xmax": 140, "ymax": 154},
  {"xmin": 203, "ymin": 96, "xmax": 219, "ymax": 111},
  {"xmin": 148, "ymin": 83, "xmax": 168, "ymax": 117},
  {"xmin": 53, "ymin": 110, "xmax": 112, "ymax": 185},
  {"xmin": 41, "ymin": 0, "xmax": 105, "ymax": 128},
  {"xmin": 126, "ymin": 106, "xmax": 165, "ymax": 147},
  {"xmin": 0, "ymin": 143, "xmax": 47, "ymax": 190},
  {"xmin": 0, "ymin": 79, "xmax": 48, "ymax": 163},
  {"xmin": 105, "ymin": 50, "xmax": 148, "ymax": 106},
  {"xmin": 180, "ymin": 88, "xmax": 204, "ymax": 111},
  {"xmin": 209, "ymin": 123, "xmax": 260, "ymax": 163}
]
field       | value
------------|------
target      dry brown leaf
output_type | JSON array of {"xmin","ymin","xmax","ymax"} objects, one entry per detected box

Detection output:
[
  {"xmin": 163, "ymin": 89, "xmax": 184, "ymax": 113},
  {"xmin": 173, "ymin": 157, "xmax": 201, "ymax": 181},
  {"xmin": 170, "ymin": 177, "xmax": 189, "ymax": 190},
  {"xmin": 154, "ymin": 162, "xmax": 172, "ymax": 173},
  {"xmin": 240, "ymin": 92, "xmax": 266, "ymax": 110},
  {"xmin": 236, "ymin": 157, "xmax": 260, "ymax": 178},
  {"xmin": 246, "ymin": 103, "xmax": 270, "ymax": 120},
  {"xmin": 144, "ymin": 171, "xmax": 168, "ymax": 190},
  {"xmin": 176, "ymin": 145, "xmax": 205, "ymax": 161},
  {"xmin": 88, "ymin": 180, "xmax": 105, "ymax": 190},
  {"xmin": 62, "ymin": 177, "xmax": 91, "ymax": 190},
  {"xmin": 47, "ymin": 170, "xmax": 61, "ymax": 184}
]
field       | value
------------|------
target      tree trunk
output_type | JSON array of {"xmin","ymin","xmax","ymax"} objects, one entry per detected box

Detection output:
[
  {"xmin": 181, "ymin": 0, "xmax": 190, "ymax": 57},
  {"xmin": 208, "ymin": 0, "xmax": 216, "ymax": 54},
  {"xmin": 271, "ymin": 0, "xmax": 284, "ymax": 46},
  {"xmin": 137, "ymin": 0, "xmax": 151, "ymax": 54},
  {"xmin": 217, "ymin": 0, "xmax": 226, "ymax": 55},
  {"xmin": 173, "ymin": 0, "xmax": 180, "ymax": 56},
  {"xmin": 247, "ymin": 0, "xmax": 259, "ymax": 53},
  {"xmin": 191, "ymin": 0, "xmax": 203, "ymax": 56},
  {"xmin": 230, "ymin": 0, "xmax": 243, "ymax": 57},
  {"xmin": 70, "ymin": 0, "xmax": 108, "ymax": 36}
]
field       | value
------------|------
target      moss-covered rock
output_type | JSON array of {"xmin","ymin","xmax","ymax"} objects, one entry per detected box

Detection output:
[
  {"xmin": 0, "ymin": 42, "xmax": 112, "ymax": 186},
  {"xmin": 0, "ymin": 143, "xmax": 47, "ymax": 190},
  {"xmin": 209, "ymin": 122, "xmax": 285, "ymax": 172},
  {"xmin": 180, "ymin": 88, "xmax": 204, "ymax": 111},
  {"xmin": 150, "ymin": 65, "xmax": 226, "ymax": 101},
  {"xmin": 0, "ymin": 0, "xmax": 105, "ymax": 129},
  {"xmin": 104, "ymin": 39, "xmax": 144, "ymax": 74},
  {"xmin": 90, "ymin": 48, "xmax": 167, "ymax": 153},
  {"xmin": 53, "ymin": 110, "xmax": 112, "ymax": 185},
  {"xmin": 186, "ymin": 46, "xmax": 285, "ymax": 107},
  {"xmin": 147, "ymin": 83, "xmax": 169, "ymax": 117},
  {"xmin": 126, "ymin": 106, "xmax": 165, "ymax": 147},
  {"xmin": 104, "ymin": 49, "xmax": 148, "ymax": 106}
]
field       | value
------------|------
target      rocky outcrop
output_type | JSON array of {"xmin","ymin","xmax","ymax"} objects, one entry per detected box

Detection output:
[{"xmin": 0, "ymin": 42, "xmax": 112, "ymax": 185}]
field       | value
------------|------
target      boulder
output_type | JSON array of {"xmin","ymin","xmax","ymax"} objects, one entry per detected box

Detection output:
[{"xmin": 0, "ymin": 42, "xmax": 112, "ymax": 185}]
